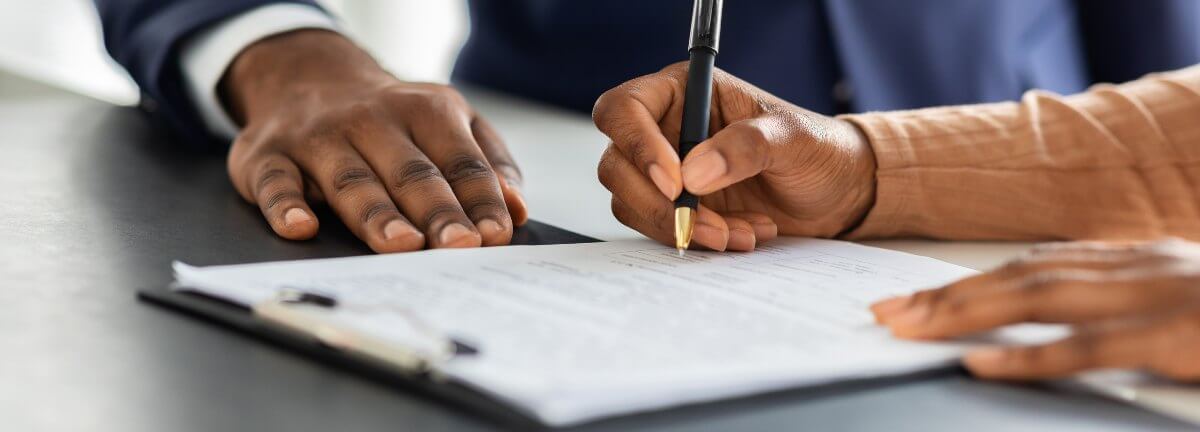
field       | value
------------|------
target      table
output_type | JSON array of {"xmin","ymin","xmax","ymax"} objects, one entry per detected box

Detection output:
[{"xmin": 1, "ymin": 71, "xmax": 1189, "ymax": 431}]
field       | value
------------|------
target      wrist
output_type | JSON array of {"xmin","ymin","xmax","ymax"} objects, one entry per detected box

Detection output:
[
  {"xmin": 219, "ymin": 29, "xmax": 392, "ymax": 125},
  {"xmin": 836, "ymin": 118, "xmax": 878, "ymax": 236}
]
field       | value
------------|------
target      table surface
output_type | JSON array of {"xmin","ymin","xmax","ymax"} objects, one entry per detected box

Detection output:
[{"xmin": 1, "ymin": 71, "xmax": 1192, "ymax": 431}]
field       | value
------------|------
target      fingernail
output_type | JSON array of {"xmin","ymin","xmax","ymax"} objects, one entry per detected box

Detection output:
[
  {"xmin": 647, "ymin": 163, "xmax": 677, "ymax": 199},
  {"xmin": 383, "ymin": 220, "xmax": 414, "ymax": 240},
  {"xmin": 964, "ymin": 348, "xmax": 1007, "ymax": 368},
  {"xmin": 439, "ymin": 223, "xmax": 478, "ymax": 247},
  {"xmin": 727, "ymin": 228, "xmax": 756, "ymax": 251},
  {"xmin": 477, "ymin": 219, "xmax": 505, "ymax": 235},
  {"xmin": 682, "ymin": 151, "xmax": 727, "ymax": 192},
  {"xmin": 284, "ymin": 208, "xmax": 312, "ymax": 227},
  {"xmin": 749, "ymin": 221, "xmax": 778, "ymax": 242},
  {"xmin": 694, "ymin": 223, "xmax": 727, "ymax": 251}
]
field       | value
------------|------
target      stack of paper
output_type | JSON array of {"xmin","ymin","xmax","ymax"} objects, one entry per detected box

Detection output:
[{"xmin": 174, "ymin": 238, "xmax": 1057, "ymax": 426}]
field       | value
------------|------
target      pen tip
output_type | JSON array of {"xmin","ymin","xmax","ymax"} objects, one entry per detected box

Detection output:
[{"xmin": 674, "ymin": 207, "xmax": 696, "ymax": 256}]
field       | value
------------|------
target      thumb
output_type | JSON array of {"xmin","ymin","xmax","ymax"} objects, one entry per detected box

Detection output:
[{"xmin": 680, "ymin": 118, "xmax": 772, "ymax": 195}]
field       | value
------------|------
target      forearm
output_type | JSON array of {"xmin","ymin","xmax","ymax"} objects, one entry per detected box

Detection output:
[
  {"xmin": 841, "ymin": 65, "xmax": 1200, "ymax": 241},
  {"xmin": 91, "ymin": 0, "xmax": 324, "ymax": 149}
]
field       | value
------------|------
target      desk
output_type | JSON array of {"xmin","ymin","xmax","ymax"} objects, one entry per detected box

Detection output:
[{"xmin": 1, "ymin": 71, "xmax": 1189, "ymax": 431}]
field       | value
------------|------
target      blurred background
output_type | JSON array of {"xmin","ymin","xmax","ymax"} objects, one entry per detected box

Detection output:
[{"xmin": 0, "ymin": 0, "xmax": 468, "ymax": 105}]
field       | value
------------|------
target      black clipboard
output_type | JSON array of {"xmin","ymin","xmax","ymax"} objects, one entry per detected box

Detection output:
[{"xmin": 137, "ymin": 220, "xmax": 599, "ymax": 430}]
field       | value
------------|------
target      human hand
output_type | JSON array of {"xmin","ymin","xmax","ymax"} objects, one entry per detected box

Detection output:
[
  {"xmin": 222, "ymin": 30, "xmax": 526, "ymax": 253},
  {"xmin": 592, "ymin": 62, "xmax": 876, "ymax": 252},
  {"xmin": 872, "ymin": 238, "xmax": 1200, "ymax": 381}
]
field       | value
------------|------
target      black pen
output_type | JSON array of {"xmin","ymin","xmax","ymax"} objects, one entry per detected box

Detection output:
[{"xmin": 675, "ymin": 0, "xmax": 723, "ymax": 257}]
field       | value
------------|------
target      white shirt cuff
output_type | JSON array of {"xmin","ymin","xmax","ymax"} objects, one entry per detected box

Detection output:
[{"xmin": 180, "ymin": 4, "xmax": 337, "ymax": 140}]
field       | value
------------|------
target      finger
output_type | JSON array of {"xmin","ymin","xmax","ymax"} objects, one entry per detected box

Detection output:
[
  {"xmin": 611, "ymin": 197, "xmax": 730, "ymax": 252},
  {"xmin": 410, "ymin": 111, "xmax": 509, "ymax": 247},
  {"xmin": 680, "ymin": 118, "xmax": 773, "ymax": 195},
  {"xmin": 1146, "ymin": 312, "xmax": 1200, "ymax": 381},
  {"xmin": 472, "ymin": 117, "xmax": 528, "ymax": 226},
  {"xmin": 593, "ymin": 71, "xmax": 684, "ymax": 200},
  {"xmin": 720, "ymin": 211, "xmax": 778, "ymax": 244},
  {"xmin": 244, "ymin": 155, "xmax": 319, "ymax": 240},
  {"xmin": 1024, "ymin": 239, "xmax": 1154, "ymax": 258},
  {"xmin": 1018, "ymin": 241, "xmax": 1164, "ymax": 269},
  {"xmin": 964, "ymin": 322, "xmax": 1169, "ymax": 380},
  {"xmin": 724, "ymin": 216, "xmax": 757, "ymax": 252},
  {"xmin": 292, "ymin": 138, "xmax": 425, "ymax": 253},
  {"xmin": 885, "ymin": 269, "xmax": 1180, "ymax": 340},
  {"xmin": 599, "ymin": 144, "xmax": 728, "ymax": 251},
  {"xmin": 872, "ymin": 250, "xmax": 1145, "ymax": 324},
  {"xmin": 348, "ymin": 126, "xmax": 480, "ymax": 249}
]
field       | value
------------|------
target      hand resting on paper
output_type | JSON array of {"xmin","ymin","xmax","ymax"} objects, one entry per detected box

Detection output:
[
  {"xmin": 873, "ymin": 238, "xmax": 1200, "ymax": 382},
  {"xmin": 222, "ymin": 30, "xmax": 527, "ymax": 253}
]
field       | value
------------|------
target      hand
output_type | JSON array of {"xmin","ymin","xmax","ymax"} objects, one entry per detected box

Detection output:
[
  {"xmin": 222, "ymin": 30, "xmax": 527, "ymax": 253},
  {"xmin": 592, "ymin": 62, "xmax": 876, "ymax": 252},
  {"xmin": 872, "ymin": 238, "xmax": 1200, "ymax": 381}
]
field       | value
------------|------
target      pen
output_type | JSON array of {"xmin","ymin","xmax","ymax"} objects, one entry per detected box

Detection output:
[{"xmin": 675, "ymin": 0, "xmax": 723, "ymax": 257}]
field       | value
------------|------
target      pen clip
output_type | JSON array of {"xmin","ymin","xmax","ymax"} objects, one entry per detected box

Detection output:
[
  {"xmin": 689, "ymin": 0, "xmax": 723, "ymax": 53},
  {"xmin": 254, "ymin": 289, "xmax": 476, "ymax": 379}
]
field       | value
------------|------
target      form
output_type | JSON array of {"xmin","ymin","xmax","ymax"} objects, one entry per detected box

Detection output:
[{"xmin": 173, "ymin": 238, "xmax": 1056, "ymax": 426}]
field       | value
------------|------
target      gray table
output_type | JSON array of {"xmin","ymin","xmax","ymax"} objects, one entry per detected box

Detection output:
[{"xmin": 1, "ymin": 72, "xmax": 1190, "ymax": 431}]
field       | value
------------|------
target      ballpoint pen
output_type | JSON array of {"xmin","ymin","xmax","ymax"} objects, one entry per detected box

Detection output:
[{"xmin": 675, "ymin": 0, "xmax": 723, "ymax": 257}]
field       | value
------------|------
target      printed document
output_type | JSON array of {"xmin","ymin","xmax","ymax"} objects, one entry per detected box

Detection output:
[{"xmin": 173, "ymin": 238, "xmax": 1057, "ymax": 426}]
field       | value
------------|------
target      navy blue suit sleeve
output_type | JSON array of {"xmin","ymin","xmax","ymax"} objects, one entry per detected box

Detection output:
[
  {"xmin": 92, "ymin": 0, "xmax": 323, "ymax": 150},
  {"xmin": 1077, "ymin": 0, "xmax": 1200, "ymax": 84}
]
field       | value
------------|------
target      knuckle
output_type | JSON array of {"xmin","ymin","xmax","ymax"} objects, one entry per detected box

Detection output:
[
  {"xmin": 733, "ymin": 121, "xmax": 771, "ymax": 147},
  {"xmin": 330, "ymin": 162, "xmax": 378, "ymax": 195},
  {"xmin": 443, "ymin": 154, "xmax": 494, "ymax": 186},
  {"xmin": 423, "ymin": 203, "xmax": 466, "ymax": 229},
  {"xmin": 256, "ymin": 166, "xmax": 291, "ymax": 193},
  {"xmin": 263, "ymin": 188, "xmax": 303, "ymax": 211},
  {"xmin": 610, "ymin": 197, "xmax": 637, "ymax": 226},
  {"xmin": 659, "ymin": 61, "xmax": 689, "ymax": 76},
  {"xmin": 1010, "ymin": 346, "xmax": 1042, "ymax": 367},
  {"xmin": 358, "ymin": 200, "xmax": 395, "ymax": 224},
  {"xmin": 913, "ymin": 289, "xmax": 946, "ymax": 309},
  {"xmin": 995, "ymin": 259, "xmax": 1040, "ymax": 279},
  {"xmin": 623, "ymin": 134, "xmax": 649, "ymax": 163},
  {"xmin": 1020, "ymin": 271, "xmax": 1065, "ymax": 295},
  {"xmin": 593, "ymin": 86, "xmax": 634, "ymax": 127},
  {"xmin": 597, "ymin": 151, "xmax": 619, "ymax": 191},
  {"xmin": 390, "ymin": 159, "xmax": 444, "ymax": 193},
  {"xmin": 461, "ymin": 197, "xmax": 506, "ymax": 220},
  {"xmin": 592, "ymin": 90, "xmax": 616, "ymax": 125}
]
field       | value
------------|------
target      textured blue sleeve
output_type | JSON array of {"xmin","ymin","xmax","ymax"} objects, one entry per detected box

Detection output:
[{"xmin": 92, "ymin": 0, "xmax": 324, "ymax": 150}]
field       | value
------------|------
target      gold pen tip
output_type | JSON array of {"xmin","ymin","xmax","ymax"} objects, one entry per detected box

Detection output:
[{"xmin": 674, "ymin": 207, "xmax": 696, "ymax": 256}]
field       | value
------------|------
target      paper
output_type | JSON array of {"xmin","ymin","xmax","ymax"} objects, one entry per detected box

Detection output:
[{"xmin": 173, "ymin": 238, "xmax": 1055, "ymax": 426}]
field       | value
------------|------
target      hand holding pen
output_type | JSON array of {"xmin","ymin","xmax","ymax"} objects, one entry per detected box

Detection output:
[{"xmin": 592, "ymin": 2, "xmax": 877, "ymax": 252}]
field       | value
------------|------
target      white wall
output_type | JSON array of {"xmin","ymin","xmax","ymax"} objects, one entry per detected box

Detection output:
[{"xmin": 0, "ymin": 0, "xmax": 468, "ymax": 105}]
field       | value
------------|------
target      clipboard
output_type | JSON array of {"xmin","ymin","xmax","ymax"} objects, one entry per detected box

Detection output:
[{"xmin": 137, "ymin": 220, "xmax": 599, "ymax": 429}]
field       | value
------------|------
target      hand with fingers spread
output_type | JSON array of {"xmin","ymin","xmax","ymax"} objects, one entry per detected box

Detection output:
[
  {"xmin": 222, "ymin": 30, "xmax": 526, "ymax": 253},
  {"xmin": 593, "ymin": 62, "xmax": 876, "ymax": 252},
  {"xmin": 872, "ymin": 238, "xmax": 1200, "ymax": 382}
]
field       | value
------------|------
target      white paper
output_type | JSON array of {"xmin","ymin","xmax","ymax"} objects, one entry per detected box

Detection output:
[{"xmin": 172, "ymin": 238, "xmax": 1057, "ymax": 426}]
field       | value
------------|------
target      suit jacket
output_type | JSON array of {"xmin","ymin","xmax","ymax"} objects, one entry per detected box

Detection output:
[{"xmin": 94, "ymin": 0, "xmax": 1200, "ymax": 150}]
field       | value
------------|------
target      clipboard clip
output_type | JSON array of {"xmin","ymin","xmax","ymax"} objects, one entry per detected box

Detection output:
[{"xmin": 253, "ymin": 288, "xmax": 477, "ymax": 379}]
